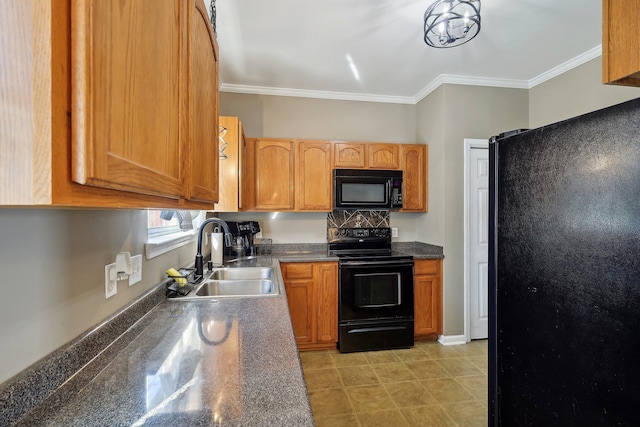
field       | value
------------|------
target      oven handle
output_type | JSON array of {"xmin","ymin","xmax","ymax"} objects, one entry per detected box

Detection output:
[
  {"xmin": 339, "ymin": 259, "xmax": 414, "ymax": 267},
  {"xmin": 347, "ymin": 325, "xmax": 408, "ymax": 334}
]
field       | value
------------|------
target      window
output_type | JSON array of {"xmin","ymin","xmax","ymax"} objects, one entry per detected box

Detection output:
[{"xmin": 145, "ymin": 210, "xmax": 205, "ymax": 259}]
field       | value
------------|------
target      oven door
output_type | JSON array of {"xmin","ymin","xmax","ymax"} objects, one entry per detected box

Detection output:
[{"xmin": 339, "ymin": 258, "xmax": 414, "ymax": 322}]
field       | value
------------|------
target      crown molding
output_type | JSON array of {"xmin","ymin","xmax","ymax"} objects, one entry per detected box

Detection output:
[
  {"xmin": 220, "ymin": 47, "xmax": 603, "ymax": 105},
  {"xmin": 527, "ymin": 45, "xmax": 602, "ymax": 88},
  {"xmin": 219, "ymin": 83, "xmax": 415, "ymax": 105},
  {"xmin": 413, "ymin": 74, "xmax": 529, "ymax": 104}
]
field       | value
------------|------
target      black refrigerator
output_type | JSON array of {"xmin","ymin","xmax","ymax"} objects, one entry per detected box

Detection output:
[{"xmin": 489, "ymin": 98, "xmax": 640, "ymax": 425}]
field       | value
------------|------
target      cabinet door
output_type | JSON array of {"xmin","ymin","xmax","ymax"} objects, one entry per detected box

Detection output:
[
  {"xmin": 414, "ymin": 260, "xmax": 443, "ymax": 337},
  {"xmin": 187, "ymin": 0, "xmax": 218, "ymax": 203},
  {"xmin": 297, "ymin": 141, "xmax": 332, "ymax": 211},
  {"xmin": 333, "ymin": 142, "xmax": 366, "ymax": 168},
  {"xmin": 283, "ymin": 264, "xmax": 315, "ymax": 344},
  {"xmin": 401, "ymin": 144, "xmax": 428, "ymax": 212},
  {"xmin": 71, "ymin": 0, "xmax": 187, "ymax": 198},
  {"xmin": 215, "ymin": 116, "xmax": 241, "ymax": 211},
  {"xmin": 316, "ymin": 263, "xmax": 338, "ymax": 343},
  {"xmin": 603, "ymin": 0, "xmax": 640, "ymax": 86},
  {"xmin": 246, "ymin": 139, "xmax": 296, "ymax": 210},
  {"xmin": 368, "ymin": 143, "xmax": 400, "ymax": 169}
]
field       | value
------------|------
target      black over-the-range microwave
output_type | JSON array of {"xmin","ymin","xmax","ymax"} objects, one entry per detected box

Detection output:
[{"xmin": 333, "ymin": 169, "xmax": 403, "ymax": 210}]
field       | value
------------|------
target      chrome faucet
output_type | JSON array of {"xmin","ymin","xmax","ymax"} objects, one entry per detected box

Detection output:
[{"xmin": 195, "ymin": 218, "xmax": 232, "ymax": 279}]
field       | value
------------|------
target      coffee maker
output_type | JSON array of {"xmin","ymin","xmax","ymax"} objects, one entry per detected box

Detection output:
[{"xmin": 225, "ymin": 221, "xmax": 261, "ymax": 258}]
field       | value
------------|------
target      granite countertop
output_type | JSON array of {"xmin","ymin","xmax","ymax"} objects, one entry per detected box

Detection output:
[{"xmin": 15, "ymin": 259, "xmax": 314, "ymax": 427}]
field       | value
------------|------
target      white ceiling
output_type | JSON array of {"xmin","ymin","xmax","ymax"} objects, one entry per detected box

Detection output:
[{"xmin": 214, "ymin": 0, "xmax": 602, "ymax": 104}]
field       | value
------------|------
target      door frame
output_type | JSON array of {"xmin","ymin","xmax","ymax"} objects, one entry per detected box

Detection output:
[{"xmin": 463, "ymin": 138, "xmax": 489, "ymax": 343}]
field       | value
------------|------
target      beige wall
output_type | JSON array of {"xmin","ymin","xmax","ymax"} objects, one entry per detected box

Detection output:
[
  {"xmin": 0, "ymin": 209, "xmax": 196, "ymax": 384},
  {"xmin": 220, "ymin": 92, "xmax": 417, "ymax": 141},
  {"xmin": 529, "ymin": 57, "xmax": 639, "ymax": 128},
  {"xmin": 417, "ymin": 85, "xmax": 530, "ymax": 336}
]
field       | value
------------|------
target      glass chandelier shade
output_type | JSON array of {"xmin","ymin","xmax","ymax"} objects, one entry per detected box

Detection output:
[{"xmin": 424, "ymin": 0, "xmax": 481, "ymax": 48}]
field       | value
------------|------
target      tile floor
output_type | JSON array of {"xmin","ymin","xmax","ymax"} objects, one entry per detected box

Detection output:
[{"xmin": 300, "ymin": 339, "xmax": 487, "ymax": 427}]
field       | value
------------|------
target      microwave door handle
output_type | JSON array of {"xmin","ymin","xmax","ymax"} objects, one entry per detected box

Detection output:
[{"xmin": 386, "ymin": 180, "xmax": 391, "ymax": 204}]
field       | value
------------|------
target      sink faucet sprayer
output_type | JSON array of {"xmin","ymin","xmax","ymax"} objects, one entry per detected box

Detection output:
[{"xmin": 195, "ymin": 218, "xmax": 232, "ymax": 280}]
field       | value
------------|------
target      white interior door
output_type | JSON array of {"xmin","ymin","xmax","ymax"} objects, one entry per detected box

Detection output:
[{"xmin": 468, "ymin": 144, "xmax": 489, "ymax": 339}]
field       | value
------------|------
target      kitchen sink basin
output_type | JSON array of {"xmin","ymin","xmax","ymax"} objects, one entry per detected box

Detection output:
[
  {"xmin": 195, "ymin": 279, "xmax": 278, "ymax": 297},
  {"xmin": 210, "ymin": 267, "xmax": 273, "ymax": 280}
]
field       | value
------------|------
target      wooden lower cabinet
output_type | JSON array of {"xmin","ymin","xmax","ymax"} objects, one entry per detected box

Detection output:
[
  {"xmin": 281, "ymin": 262, "xmax": 338, "ymax": 350},
  {"xmin": 414, "ymin": 259, "xmax": 443, "ymax": 339}
]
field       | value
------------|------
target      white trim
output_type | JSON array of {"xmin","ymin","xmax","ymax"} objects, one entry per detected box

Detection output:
[
  {"xmin": 438, "ymin": 334, "xmax": 467, "ymax": 346},
  {"xmin": 220, "ymin": 47, "xmax": 602, "ymax": 105},
  {"xmin": 144, "ymin": 230, "xmax": 198, "ymax": 260},
  {"xmin": 220, "ymin": 83, "xmax": 415, "ymax": 105},
  {"xmin": 413, "ymin": 74, "xmax": 528, "ymax": 104},
  {"xmin": 528, "ymin": 45, "xmax": 602, "ymax": 88},
  {"xmin": 463, "ymin": 139, "xmax": 489, "ymax": 344}
]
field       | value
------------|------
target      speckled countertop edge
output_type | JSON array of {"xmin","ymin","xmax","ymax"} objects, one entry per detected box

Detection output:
[{"xmin": 0, "ymin": 282, "xmax": 167, "ymax": 427}]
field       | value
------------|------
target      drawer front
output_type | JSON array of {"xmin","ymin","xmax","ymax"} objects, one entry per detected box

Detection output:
[
  {"xmin": 283, "ymin": 263, "xmax": 314, "ymax": 280},
  {"xmin": 414, "ymin": 259, "xmax": 440, "ymax": 275}
]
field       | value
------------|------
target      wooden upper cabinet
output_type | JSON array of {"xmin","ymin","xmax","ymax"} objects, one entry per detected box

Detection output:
[
  {"xmin": 297, "ymin": 141, "xmax": 332, "ymax": 211},
  {"xmin": 215, "ymin": 116, "xmax": 245, "ymax": 212},
  {"xmin": 332, "ymin": 142, "xmax": 401, "ymax": 169},
  {"xmin": 187, "ymin": 0, "xmax": 219, "ymax": 203},
  {"xmin": 245, "ymin": 139, "xmax": 296, "ymax": 211},
  {"xmin": 333, "ymin": 142, "xmax": 366, "ymax": 168},
  {"xmin": 368, "ymin": 143, "xmax": 400, "ymax": 169},
  {"xmin": 71, "ymin": 0, "xmax": 187, "ymax": 198},
  {"xmin": 401, "ymin": 144, "xmax": 428, "ymax": 212},
  {"xmin": 603, "ymin": 0, "xmax": 640, "ymax": 86},
  {"xmin": 0, "ymin": 0, "xmax": 219, "ymax": 208}
]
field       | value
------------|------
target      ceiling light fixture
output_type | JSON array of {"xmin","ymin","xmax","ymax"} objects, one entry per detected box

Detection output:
[{"xmin": 423, "ymin": 0, "xmax": 481, "ymax": 48}]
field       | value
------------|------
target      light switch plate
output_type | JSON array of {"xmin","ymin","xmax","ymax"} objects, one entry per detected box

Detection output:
[
  {"xmin": 129, "ymin": 254, "xmax": 142, "ymax": 286},
  {"xmin": 392, "ymin": 228, "xmax": 398, "ymax": 238}
]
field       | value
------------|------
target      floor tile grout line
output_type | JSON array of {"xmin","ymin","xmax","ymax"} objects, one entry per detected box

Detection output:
[{"xmin": 301, "ymin": 342, "xmax": 488, "ymax": 426}]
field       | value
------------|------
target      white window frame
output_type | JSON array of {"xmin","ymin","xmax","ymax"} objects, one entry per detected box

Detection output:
[{"xmin": 144, "ymin": 210, "xmax": 205, "ymax": 259}]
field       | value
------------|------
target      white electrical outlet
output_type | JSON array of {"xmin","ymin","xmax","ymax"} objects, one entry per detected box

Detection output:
[
  {"xmin": 129, "ymin": 254, "xmax": 142, "ymax": 286},
  {"xmin": 392, "ymin": 227, "xmax": 399, "ymax": 238},
  {"xmin": 105, "ymin": 263, "xmax": 117, "ymax": 298}
]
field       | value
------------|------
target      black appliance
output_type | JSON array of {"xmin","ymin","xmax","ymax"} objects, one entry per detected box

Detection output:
[
  {"xmin": 224, "ymin": 221, "xmax": 260, "ymax": 258},
  {"xmin": 333, "ymin": 169, "xmax": 403, "ymax": 210},
  {"xmin": 328, "ymin": 227, "xmax": 414, "ymax": 353},
  {"xmin": 489, "ymin": 98, "xmax": 640, "ymax": 426}
]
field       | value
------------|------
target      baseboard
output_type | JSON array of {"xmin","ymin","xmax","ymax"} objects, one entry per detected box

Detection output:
[{"xmin": 438, "ymin": 334, "xmax": 467, "ymax": 346}]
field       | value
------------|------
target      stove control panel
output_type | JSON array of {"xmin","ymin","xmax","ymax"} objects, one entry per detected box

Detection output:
[{"xmin": 328, "ymin": 227, "xmax": 391, "ymax": 243}]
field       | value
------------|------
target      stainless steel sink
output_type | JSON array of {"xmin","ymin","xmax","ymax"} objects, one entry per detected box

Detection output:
[
  {"xmin": 210, "ymin": 267, "xmax": 273, "ymax": 280},
  {"xmin": 169, "ymin": 267, "xmax": 279, "ymax": 300},
  {"xmin": 195, "ymin": 279, "xmax": 277, "ymax": 297}
]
